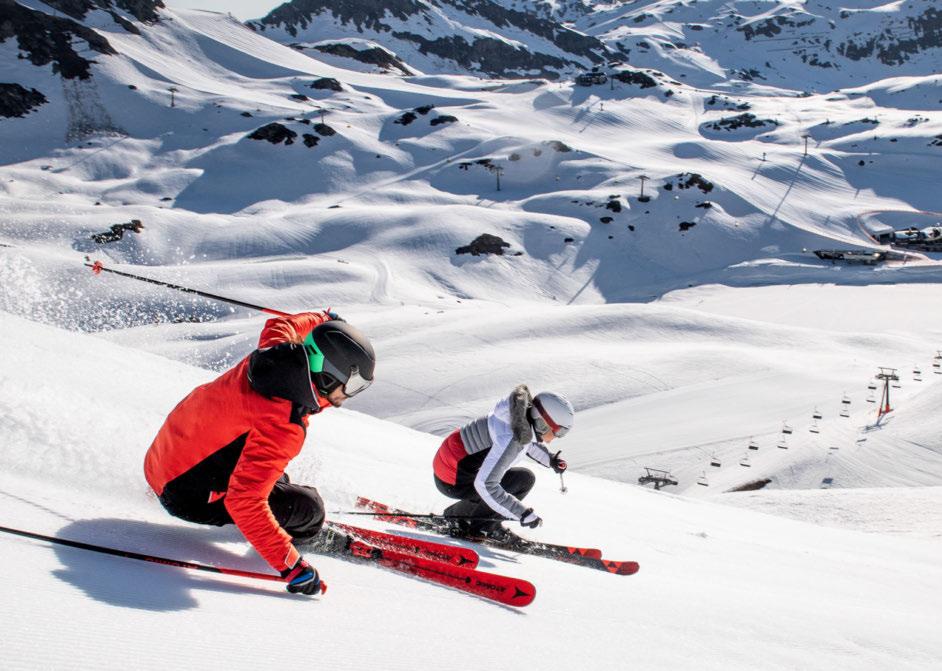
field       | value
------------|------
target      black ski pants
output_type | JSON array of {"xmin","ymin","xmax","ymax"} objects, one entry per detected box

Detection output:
[
  {"xmin": 434, "ymin": 467, "xmax": 535, "ymax": 535},
  {"xmin": 159, "ymin": 474, "xmax": 325, "ymax": 542}
]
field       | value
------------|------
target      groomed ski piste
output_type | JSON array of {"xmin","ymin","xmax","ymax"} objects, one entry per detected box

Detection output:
[{"xmin": 2, "ymin": 2, "xmax": 942, "ymax": 669}]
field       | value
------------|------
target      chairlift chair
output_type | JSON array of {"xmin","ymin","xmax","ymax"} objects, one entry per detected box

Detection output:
[
  {"xmin": 710, "ymin": 453, "xmax": 721, "ymax": 467},
  {"xmin": 697, "ymin": 472, "xmax": 709, "ymax": 487},
  {"xmin": 747, "ymin": 438, "xmax": 759, "ymax": 450},
  {"xmin": 781, "ymin": 421, "xmax": 793, "ymax": 435},
  {"xmin": 866, "ymin": 392, "xmax": 876, "ymax": 403},
  {"xmin": 812, "ymin": 408, "xmax": 823, "ymax": 420},
  {"xmin": 841, "ymin": 394, "xmax": 851, "ymax": 405},
  {"xmin": 867, "ymin": 382, "xmax": 877, "ymax": 391},
  {"xmin": 777, "ymin": 438, "xmax": 788, "ymax": 449},
  {"xmin": 739, "ymin": 455, "xmax": 751, "ymax": 467},
  {"xmin": 809, "ymin": 421, "xmax": 820, "ymax": 434},
  {"xmin": 839, "ymin": 408, "xmax": 850, "ymax": 418}
]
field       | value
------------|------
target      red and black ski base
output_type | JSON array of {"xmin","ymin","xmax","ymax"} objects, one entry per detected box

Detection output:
[
  {"xmin": 355, "ymin": 496, "xmax": 639, "ymax": 576},
  {"xmin": 313, "ymin": 525, "xmax": 534, "ymax": 607},
  {"xmin": 326, "ymin": 521, "xmax": 479, "ymax": 568}
]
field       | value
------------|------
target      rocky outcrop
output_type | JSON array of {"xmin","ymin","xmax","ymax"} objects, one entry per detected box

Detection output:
[
  {"xmin": 250, "ymin": 0, "xmax": 611, "ymax": 79},
  {"xmin": 248, "ymin": 123, "xmax": 298, "ymax": 145},
  {"xmin": 838, "ymin": 6, "xmax": 941, "ymax": 65},
  {"xmin": 456, "ymin": 233, "xmax": 511, "ymax": 256},
  {"xmin": 393, "ymin": 32, "xmax": 575, "ymax": 79},
  {"xmin": 41, "ymin": 1, "xmax": 164, "ymax": 23},
  {"xmin": 309, "ymin": 77, "xmax": 344, "ymax": 92},
  {"xmin": 313, "ymin": 43, "xmax": 413, "ymax": 75},
  {"xmin": 0, "ymin": 1, "xmax": 118, "ymax": 79},
  {"xmin": 0, "ymin": 83, "xmax": 48, "ymax": 118},
  {"xmin": 702, "ymin": 113, "xmax": 778, "ymax": 132}
]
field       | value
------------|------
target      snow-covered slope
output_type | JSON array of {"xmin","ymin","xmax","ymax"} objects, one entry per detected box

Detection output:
[{"xmin": 2, "ymin": 313, "xmax": 941, "ymax": 670}]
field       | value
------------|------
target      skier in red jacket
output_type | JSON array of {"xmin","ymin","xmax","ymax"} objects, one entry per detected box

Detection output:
[{"xmin": 145, "ymin": 310, "xmax": 375, "ymax": 596}]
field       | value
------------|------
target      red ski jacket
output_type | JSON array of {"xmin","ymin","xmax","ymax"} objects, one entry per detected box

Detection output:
[{"xmin": 144, "ymin": 311, "xmax": 332, "ymax": 572}]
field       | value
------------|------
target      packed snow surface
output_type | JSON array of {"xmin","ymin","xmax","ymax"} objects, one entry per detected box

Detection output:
[{"xmin": 2, "ymin": 3, "xmax": 942, "ymax": 669}]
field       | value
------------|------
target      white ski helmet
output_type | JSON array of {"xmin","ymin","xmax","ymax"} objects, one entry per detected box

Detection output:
[{"xmin": 529, "ymin": 391, "xmax": 574, "ymax": 438}]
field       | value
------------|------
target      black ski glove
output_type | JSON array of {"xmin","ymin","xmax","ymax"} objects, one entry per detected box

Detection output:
[
  {"xmin": 520, "ymin": 508, "xmax": 543, "ymax": 529},
  {"xmin": 281, "ymin": 557, "xmax": 324, "ymax": 595},
  {"xmin": 550, "ymin": 451, "xmax": 567, "ymax": 474}
]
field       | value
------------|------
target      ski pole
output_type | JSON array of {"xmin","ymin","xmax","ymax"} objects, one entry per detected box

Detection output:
[
  {"xmin": 329, "ymin": 511, "xmax": 498, "ymax": 521},
  {"xmin": 83, "ymin": 257, "xmax": 290, "ymax": 317},
  {"xmin": 559, "ymin": 472, "xmax": 568, "ymax": 494},
  {"xmin": 0, "ymin": 524, "xmax": 287, "ymax": 584}
]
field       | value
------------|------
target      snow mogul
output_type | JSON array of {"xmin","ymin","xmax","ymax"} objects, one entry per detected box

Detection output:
[
  {"xmin": 144, "ymin": 311, "xmax": 375, "ymax": 596},
  {"xmin": 432, "ymin": 385, "xmax": 574, "ymax": 543}
]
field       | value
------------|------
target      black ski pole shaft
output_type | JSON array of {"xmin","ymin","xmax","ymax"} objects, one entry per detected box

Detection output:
[
  {"xmin": 83, "ymin": 258, "xmax": 289, "ymax": 317},
  {"xmin": 0, "ymin": 524, "xmax": 286, "ymax": 583},
  {"xmin": 330, "ymin": 511, "xmax": 496, "ymax": 521}
]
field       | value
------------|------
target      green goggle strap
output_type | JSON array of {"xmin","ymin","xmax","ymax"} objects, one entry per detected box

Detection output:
[{"xmin": 302, "ymin": 331, "xmax": 325, "ymax": 374}]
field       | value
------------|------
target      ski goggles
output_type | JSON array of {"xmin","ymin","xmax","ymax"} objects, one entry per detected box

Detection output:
[
  {"xmin": 319, "ymin": 363, "xmax": 372, "ymax": 398},
  {"xmin": 533, "ymin": 397, "xmax": 570, "ymax": 438}
]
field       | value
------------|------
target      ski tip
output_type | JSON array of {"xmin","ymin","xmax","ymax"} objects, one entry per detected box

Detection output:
[
  {"xmin": 320, "ymin": 581, "xmax": 328, "ymax": 595},
  {"xmin": 606, "ymin": 561, "xmax": 640, "ymax": 576},
  {"xmin": 509, "ymin": 581, "xmax": 537, "ymax": 607}
]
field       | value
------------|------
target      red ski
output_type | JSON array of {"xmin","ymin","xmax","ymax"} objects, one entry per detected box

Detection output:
[
  {"xmin": 355, "ymin": 496, "xmax": 639, "ymax": 576},
  {"xmin": 326, "ymin": 521, "xmax": 478, "ymax": 568},
  {"xmin": 312, "ymin": 525, "xmax": 533, "ymax": 607}
]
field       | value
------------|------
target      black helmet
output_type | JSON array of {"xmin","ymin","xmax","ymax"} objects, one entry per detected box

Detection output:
[{"xmin": 303, "ymin": 321, "xmax": 376, "ymax": 397}]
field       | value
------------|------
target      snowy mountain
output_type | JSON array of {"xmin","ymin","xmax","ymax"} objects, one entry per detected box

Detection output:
[
  {"xmin": 247, "ymin": 0, "xmax": 613, "ymax": 79},
  {"xmin": 2, "ymin": 3, "xmax": 942, "ymax": 666}
]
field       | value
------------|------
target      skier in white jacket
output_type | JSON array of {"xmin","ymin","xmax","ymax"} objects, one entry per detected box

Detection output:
[{"xmin": 432, "ymin": 384, "xmax": 574, "ymax": 542}]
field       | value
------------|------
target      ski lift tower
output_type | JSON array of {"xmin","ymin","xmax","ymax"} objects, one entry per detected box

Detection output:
[{"xmin": 875, "ymin": 367, "xmax": 898, "ymax": 417}]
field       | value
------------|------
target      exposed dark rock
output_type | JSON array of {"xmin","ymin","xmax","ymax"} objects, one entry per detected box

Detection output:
[
  {"xmin": 415, "ymin": 104, "xmax": 434, "ymax": 115},
  {"xmin": 545, "ymin": 140, "xmax": 572, "ymax": 152},
  {"xmin": 456, "ymin": 233, "xmax": 511, "ymax": 256},
  {"xmin": 509, "ymin": 152, "xmax": 521, "ymax": 161},
  {"xmin": 40, "ymin": 1, "xmax": 163, "ymax": 24},
  {"xmin": 241, "ymin": 111, "xmax": 253, "ymax": 117},
  {"xmin": 679, "ymin": 221, "xmax": 697, "ymax": 231},
  {"xmin": 705, "ymin": 94, "xmax": 751, "ymax": 111},
  {"xmin": 703, "ymin": 113, "xmax": 778, "ymax": 132},
  {"xmin": 430, "ymin": 115, "xmax": 457, "ymax": 126},
  {"xmin": 600, "ymin": 216, "xmax": 613, "ymax": 224},
  {"xmin": 251, "ymin": 0, "xmax": 610, "ymax": 78},
  {"xmin": 393, "ymin": 31, "xmax": 577, "ymax": 79},
  {"xmin": 248, "ymin": 123, "xmax": 297, "ymax": 145},
  {"xmin": 605, "ymin": 198, "xmax": 623, "ymax": 213},
  {"xmin": 0, "ymin": 83, "xmax": 47, "ymax": 118},
  {"xmin": 838, "ymin": 6, "xmax": 942, "ymax": 65},
  {"xmin": 564, "ymin": 237, "xmax": 574, "ymax": 243},
  {"xmin": 1, "ymin": 1, "xmax": 118, "ymax": 79},
  {"xmin": 302, "ymin": 133, "xmax": 320, "ymax": 147},
  {"xmin": 313, "ymin": 122, "xmax": 336, "ymax": 136},
  {"xmin": 309, "ymin": 77, "xmax": 344, "ymax": 92},
  {"xmin": 726, "ymin": 479, "xmax": 772, "ymax": 492},
  {"xmin": 91, "ymin": 219, "xmax": 144, "ymax": 244},
  {"xmin": 695, "ymin": 201, "xmax": 713, "ymax": 209},
  {"xmin": 394, "ymin": 111, "xmax": 417, "ymax": 126},
  {"xmin": 611, "ymin": 69, "xmax": 657, "ymax": 88},
  {"xmin": 290, "ymin": 93, "xmax": 309, "ymax": 101},
  {"xmin": 931, "ymin": 135, "xmax": 942, "ymax": 147},
  {"xmin": 666, "ymin": 173, "xmax": 714, "ymax": 194},
  {"xmin": 313, "ymin": 43, "xmax": 412, "ymax": 75}
]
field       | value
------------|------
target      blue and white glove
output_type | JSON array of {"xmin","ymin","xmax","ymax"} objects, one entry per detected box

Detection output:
[{"xmin": 281, "ymin": 557, "xmax": 324, "ymax": 595}]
